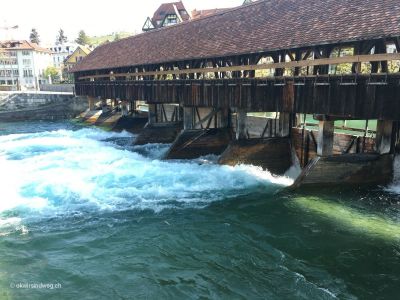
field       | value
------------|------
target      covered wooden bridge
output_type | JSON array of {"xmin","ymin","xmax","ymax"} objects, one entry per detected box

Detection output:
[{"xmin": 72, "ymin": 0, "xmax": 400, "ymax": 187}]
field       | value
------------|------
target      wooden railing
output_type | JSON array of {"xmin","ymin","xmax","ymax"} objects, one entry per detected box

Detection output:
[{"xmin": 78, "ymin": 53, "xmax": 400, "ymax": 80}]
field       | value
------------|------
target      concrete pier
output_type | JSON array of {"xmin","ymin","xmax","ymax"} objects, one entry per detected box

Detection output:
[
  {"xmin": 218, "ymin": 111, "xmax": 293, "ymax": 174},
  {"xmin": 292, "ymin": 154, "xmax": 394, "ymax": 188},
  {"xmin": 219, "ymin": 138, "xmax": 292, "ymax": 175}
]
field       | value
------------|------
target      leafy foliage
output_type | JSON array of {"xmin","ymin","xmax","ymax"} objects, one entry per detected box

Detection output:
[
  {"xmin": 29, "ymin": 28, "xmax": 40, "ymax": 44},
  {"xmin": 75, "ymin": 30, "xmax": 89, "ymax": 45},
  {"xmin": 44, "ymin": 66, "xmax": 60, "ymax": 81},
  {"xmin": 56, "ymin": 29, "xmax": 68, "ymax": 45}
]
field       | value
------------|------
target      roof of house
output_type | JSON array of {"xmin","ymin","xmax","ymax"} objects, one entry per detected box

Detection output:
[
  {"xmin": 72, "ymin": 0, "xmax": 400, "ymax": 73},
  {"xmin": 191, "ymin": 8, "xmax": 230, "ymax": 20},
  {"xmin": 78, "ymin": 45, "xmax": 92, "ymax": 55},
  {"xmin": 0, "ymin": 40, "xmax": 52, "ymax": 53},
  {"xmin": 66, "ymin": 45, "xmax": 92, "ymax": 64},
  {"xmin": 151, "ymin": 1, "xmax": 190, "ymax": 25}
]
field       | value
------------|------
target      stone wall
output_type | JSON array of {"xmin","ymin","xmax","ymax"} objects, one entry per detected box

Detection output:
[
  {"xmin": 39, "ymin": 84, "xmax": 74, "ymax": 93},
  {"xmin": 0, "ymin": 93, "xmax": 88, "ymax": 122}
]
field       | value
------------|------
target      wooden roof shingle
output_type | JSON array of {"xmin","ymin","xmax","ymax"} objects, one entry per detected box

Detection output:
[{"xmin": 72, "ymin": 0, "xmax": 400, "ymax": 73}]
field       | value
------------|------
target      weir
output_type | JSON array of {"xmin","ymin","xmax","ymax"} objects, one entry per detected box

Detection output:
[
  {"xmin": 165, "ymin": 106, "xmax": 231, "ymax": 159},
  {"xmin": 71, "ymin": 0, "xmax": 400, "ymax": 187},
  {"xmin": 134, "ymin": 103, "xmax": 182, "ymax": 145}
]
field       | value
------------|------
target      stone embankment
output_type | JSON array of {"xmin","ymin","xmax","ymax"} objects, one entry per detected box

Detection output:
[{"xmin": 0, "ymin": 92, "xmax": 88, "ymax": 121}]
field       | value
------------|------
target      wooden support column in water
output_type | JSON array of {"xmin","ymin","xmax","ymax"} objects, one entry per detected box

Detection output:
[
  {"xmin": 375, "ymin": 120, "xmax": 394, "ymax": 154},
  {"xmin": 236, "ymin": 108, "xmax": 247, "ymax": 140},
  {"xmin": 121, "ymin": 100, "xmax": 129, "ymax": 116},
  {"xmin": 183, "ymin": 106, "xmax": 194, "ymax": 130},
  {"xmin": 317, "ymin": 120, "xmax": 334, "ymax": 156},
  {"xmin": 129, "ymin": 101, "xmax": 136, "ymax": 113},
  {"xmin": 219, "ymin": 108, "xmax": 230, "ymax": 128},
  {"xmin": 101, "ymin": 98, "xmax": 108, "ymax": 113},
  {"xmin": 148, "ymin": 104, "xmax": 157, "ymax": 125},
  {"xmin": 278, "ymin": 113, "xmax": 291, "ymax": 137},
  {"xmin": 88, "ymin": 96, "xmax": 96, "ymax": 111}
]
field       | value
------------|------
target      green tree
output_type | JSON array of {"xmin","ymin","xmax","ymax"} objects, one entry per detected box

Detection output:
[
  {"xmin": 56, "ymin": 29, "xmax": 68, "ymax": 45},
  {"xmin": 44, "ymin": 66, "xmax": 60, "ymax": 82},
  {"xmin": 29, "ymin": 28, "xmax": 40, "ymax": 44},
  {"xmin": 75, "ymin": 30, "xmax": 89, "ymax": 45},
  {"xmin": 113, "ymin": 33, "xmax": 121, "ymax": 41}
]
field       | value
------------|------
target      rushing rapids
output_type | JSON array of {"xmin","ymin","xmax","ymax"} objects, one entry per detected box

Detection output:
[{"xmin": 0, "ymin": 121, "xmax": 399, "ymax": 299}]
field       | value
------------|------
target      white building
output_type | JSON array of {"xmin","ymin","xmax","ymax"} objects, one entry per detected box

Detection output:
[
  {"xmin": 0, "ymin": 40, "xmax": 53, "ymax": 90},
  {"xmin": 48, "ymin": 43, "xmax": 78, "ymax": 68}
]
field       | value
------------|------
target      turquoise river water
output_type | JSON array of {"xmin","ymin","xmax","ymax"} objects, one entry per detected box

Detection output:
[{"xmin": 0, "ymin": 121, "xmax": 399, "ymax": 299}]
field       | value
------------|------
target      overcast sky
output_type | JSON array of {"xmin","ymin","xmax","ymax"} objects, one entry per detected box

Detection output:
[{"xmin": 0, "ymin": 0, "xmax": 243, "ymax": 46}]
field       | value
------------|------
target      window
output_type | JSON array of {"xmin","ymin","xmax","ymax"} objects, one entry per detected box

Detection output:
[
  {"xmin": 0, "ymin": 69, "xmax": 15, "ymax": 77},
  {"xmin": 23, "ymin": 69, "xmax": 33, "ymax": 78},
  {"xmin": 1, "ymin": 59, "xmax": 17, "ymax": 65},
  {"xmin": 164, "ymin": 15, "xmax": 178, "ymax": 26},
  {"xmin": 22, "ymin": 51, "xmax": 30, "ymax": 56},
  {"xmin": 23, "ymin": 59, "xmax": 31, "ymax": 65}
]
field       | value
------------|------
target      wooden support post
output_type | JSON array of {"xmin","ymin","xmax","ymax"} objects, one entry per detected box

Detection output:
[
  {"xmin": 317, "ymin": 120, "xmax": 334, "ymax": 156},
  {"xmin": 148, "ymin": 104, "xmax": 157, "ymax": 125},
  {"xmin": 236, "ymin": 108, "xmax": 247, "ymax": 140},
  {"xmin": 101, "ymin": 98, "xmax": 108, "ymax": 113},
  {"xmin": 129, "ymin": 101, "xmax": 136, "ymax": 113},
  {"xmin": 218, "ymin": 108, "xmax": 230, "ymax": 128},
  {"xmin": 295, "ymin": 113, "xmax": 302, "ymax": 127},
  {"xmin": 183, "ymin": 106, "xmax": 194, "ymax": 130},
  {"xmin": 88, "ymin": 96, "xmax": 96, "ymax": 111},
  {"xmin": 278, "ymin": 112, "xmax": 291, "ymax": 137},
  {"xmin": 375, "ymin": 120, "xmax": 393, "ymax": 154},
  {"xmin": 121, "ymin": 100, "xmax": 128, "ymax": 116}
]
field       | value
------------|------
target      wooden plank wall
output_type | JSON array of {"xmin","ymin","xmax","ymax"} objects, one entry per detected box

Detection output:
[{"xmin": 75, "ymin": 75, "xmax": 400, "ymax": 120}]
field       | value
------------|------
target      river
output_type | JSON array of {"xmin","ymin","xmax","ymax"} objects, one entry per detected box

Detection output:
[{"xmin": 0, "ymin": 121, "xmax": 399, "ymax": 299}]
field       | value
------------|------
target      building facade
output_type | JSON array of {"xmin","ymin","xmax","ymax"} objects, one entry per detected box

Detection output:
[
  {"xmin": 48, "ymin": 43, "xmax": 78, "ymax": 69},
  {"xmin": 64, "ymin": 45, "xmax": 92, "ymax": 82},
  {"xmin": 0, "ymin": 40, "xmax": 53, "ymax": 90}
]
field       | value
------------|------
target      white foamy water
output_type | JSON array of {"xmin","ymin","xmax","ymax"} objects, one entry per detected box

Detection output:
[{"xmin": 0, "ymin": 127, "xmax": 292, "ymax": 229}]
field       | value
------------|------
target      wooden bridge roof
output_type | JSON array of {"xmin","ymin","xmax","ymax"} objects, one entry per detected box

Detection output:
[{"xmin": 72, "ymin": 0, "xmax": 400, "ymax": 73}]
